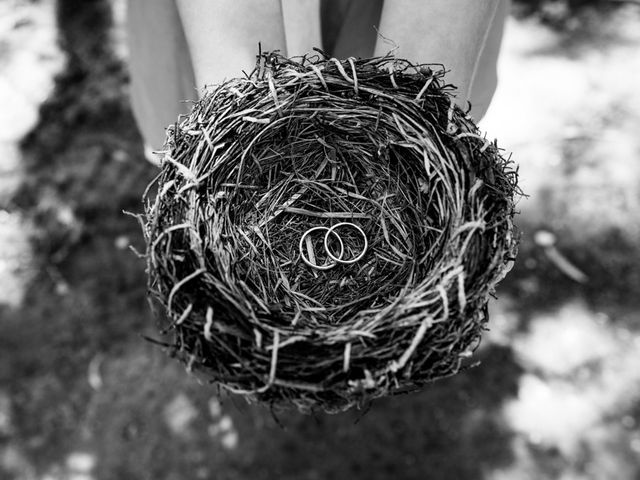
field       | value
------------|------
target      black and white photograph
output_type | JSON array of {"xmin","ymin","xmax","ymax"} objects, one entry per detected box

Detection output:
[{"xmin": 0, "ymin": 1, "xmax": 639, "ymax": 479}]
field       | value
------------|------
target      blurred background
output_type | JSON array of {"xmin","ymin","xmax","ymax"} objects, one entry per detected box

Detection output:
[{"xmin": 1, "ymin": 0, "xmax": 639, "ymax": 479}]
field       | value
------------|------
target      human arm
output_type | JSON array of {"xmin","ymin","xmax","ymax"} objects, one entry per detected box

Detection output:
[
  {"xmin": 175, "ymin": 0, "xmax": 288, "ymax": 88},
  {"xmin": 374, "ymin": 0, "xmax": 502, "ymax": 115}
]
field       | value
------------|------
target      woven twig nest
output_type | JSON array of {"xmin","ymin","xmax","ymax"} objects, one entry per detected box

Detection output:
[{"xmin": 142, "ymin": 51, "xmax": 519, "ymax": 413}]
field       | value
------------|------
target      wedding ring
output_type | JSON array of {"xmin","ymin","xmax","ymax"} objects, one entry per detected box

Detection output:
[
  {"xmin": 324, "ymin": 222, "xmax": 368, "ymax": 265},
  {"xmin": 299, "ymin": 226, "xmax": 345, "ymax": 270}
]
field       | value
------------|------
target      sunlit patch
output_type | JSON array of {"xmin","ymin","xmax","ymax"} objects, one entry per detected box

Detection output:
[
  {"xmin": 493, "ymin": 300, "xmax": 640, "ymax": 477},
  {"xmin": 220, "ymin": 429, "xmax": 239, "ymax": 451},
  {"xmin": 208, "ymin": 412, "xmax": 240, "ymax": 451},
  {"xmin": 65, "ymin": 452, "xmax": 97, "ymax": 480},
  {"xmin": 0, "ymin": 0, "xmax": 63, "ymax": 141},
  {"xmin": 506, "ymin": 373, "xmax": 601, "ymax": 451},
  {"xmin": 484, "ymin": 296, "xmax": 520, "ymax": 348},
  {"xmin": 0, "ymin": 143, "xmax": 23, "ymax": 203},
  {"xmin": 163, "ymin": 393, "xmax": 199, "ymax": 436},
  {"xmin": 109, "ymin": 0, "xmax": 128, "ymax": 60},
  {"xmin": 0, "ymin": 76, "xmax": 39, "ymax": 142},
  {"xmin": 38, "ymin": 451, "xmax": 97, "ymax": 480},
  {"xmin": 483, "ymin": 11, "xmax": 640, "ymax": 476},
  {"xmin": 512, "ymin": 301, "xmax": 616, "ymax": 376},
  {"xmin": 483, "ymin": 13, "xmax": 640, "ymax": 239},
  {"xmin": 0, "ymin": 211, "xmax": 33, "ymax": 307},
  {"xmin": 208, "ymin": 397, "xmax": 222, "ymax": 418},
  {"xmin": 0, "ymin": 0, "xmax": 63, "ymax": 309}
]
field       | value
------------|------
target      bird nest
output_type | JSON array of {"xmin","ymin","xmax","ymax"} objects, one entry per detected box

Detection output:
[{"xmin": 141, "ymin": 51, "xmax": 519, "ymax": 413}]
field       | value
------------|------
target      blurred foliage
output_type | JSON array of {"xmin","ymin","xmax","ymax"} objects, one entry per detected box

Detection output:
[{"xmin": 512, "ymin": 0, "xmax": 634, "ymax": 28}]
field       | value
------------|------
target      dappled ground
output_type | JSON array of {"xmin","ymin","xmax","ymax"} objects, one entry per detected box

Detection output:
[{"xmin": 1, "ymin": 1, "xmax": 639, "ymax": 479}]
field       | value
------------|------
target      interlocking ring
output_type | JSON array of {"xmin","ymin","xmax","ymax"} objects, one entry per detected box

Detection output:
[
  {"xmin": 325, "ymin": 222, "xmax": 368, "ymax": 265},
  {"xmin": 299, "ymin": 226, "xmax": 345, "ymax": 270},
  {"xmin": 299, "ymin": 222, "xmax": 368, "ymax": 270}
]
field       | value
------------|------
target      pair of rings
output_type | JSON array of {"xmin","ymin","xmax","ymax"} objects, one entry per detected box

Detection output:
[{"xmin": 299, "ymin": 222, "xmax": 368, "ymax": 271}]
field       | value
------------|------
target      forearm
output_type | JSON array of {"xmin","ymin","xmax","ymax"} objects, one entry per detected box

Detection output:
[
  {"xmin": 281, "ymin": 0, "xmax": 322, "ymax": 57},
  {"xmin": 176, "ymin": 0, "xmax": 287, "ymax": 88},
  {"xmin": 375, "ymin": 0, "xmax": 501, "ymax": 106}
]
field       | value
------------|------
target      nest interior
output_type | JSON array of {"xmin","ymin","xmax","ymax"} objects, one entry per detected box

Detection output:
[{"xmin": 142, "ymin": 51, "xmax": 519, "ymax": 413}]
